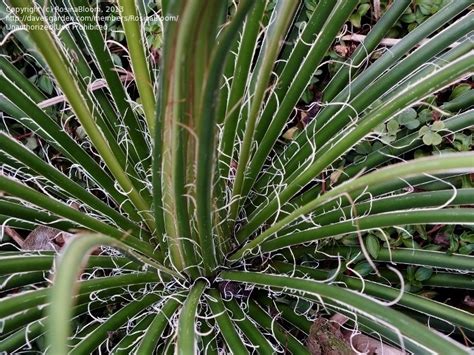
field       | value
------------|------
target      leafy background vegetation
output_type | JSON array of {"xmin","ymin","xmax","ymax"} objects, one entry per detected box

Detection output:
[{"xmin": 0, "ymin": 0, "xmax": 473, "ymax": 354}]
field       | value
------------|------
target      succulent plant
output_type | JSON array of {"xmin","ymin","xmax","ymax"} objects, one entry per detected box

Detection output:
[{"xmin": 0, "ymin": 0, "xmax": 473, "ymax": 353}]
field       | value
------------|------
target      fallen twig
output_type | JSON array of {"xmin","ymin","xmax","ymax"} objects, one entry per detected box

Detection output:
[
  {"xmin": 341, "ymin": 33, "xmax": 461, "ymax": 48},
  {"xmin": 37, "ymin": 73, "xmax": 133, "ymax": 109}
]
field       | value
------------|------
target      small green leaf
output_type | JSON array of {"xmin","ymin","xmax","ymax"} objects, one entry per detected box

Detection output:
[
  {"xmin": 449, "ymin": 237, "xmax": 460, "ymax": 253},
  {"xmin": 407, "ymin": 283, "xmax": 423, "ymax": 293},
  {"xmin": 418, "ymin": 3, "xmax": 432, "ymax": 16},
  {"xmin": 304, "ymin": 0, "xmax": 317, "ymax": 12},
  {"xmin": 431, "ymin": 121, "xmax": 445, "ymax": 131},
  {"xmin": 353, "ymin": 262, "xmax": 372, "ymax": 276},
  {"xmin": 349, "ymin": 13, "xmax": 362, "ymax": 28},
  {"xmin": 458, "ymin": 244, "xmax": 474, "ymax": 255},
  {"xmin": 424, "ymin": 244, "xmax": 442, "ymax": 251},
  {"xmin": 38, "ymin": 75, "xmax": 54, "ymax": 95},
  {"xmin": 453, "ymin": 133, "xmax": 472, "ymax": 152},
  {"xmin": 406, "ymin": 266, "xmax": 416, "ymax": 282},
  {"xmin": 293, "ymin": 298, "xmax": 312, "ymax": 314},
  {"xmin": 418, "ymin": 109, "xmax": 433, "ymax": 123},
  {"xmin": 372, "ymin": 141, "xmax": 383, "ymax": 150},
  {"xmin": 422, "ymin": 131, "xmax": 434, "ymax": 145},
  {"xmin": 397, "ymin": 108, "xmax": 420, "ymax": 130},
  {"xmin": 374, "ymin": 123, "xmax": 386, "ymax": 134},
  {"xmin": 460, "ymin": 232, "xmax": 474, "ymax": 244},
  {"xmin": 355, "ymin": 141, "xmax": 372, "ymax": 155},
  {"xmin": 152, "ymin": 33, "xmax": 162, "ymax": 49},
  {"xmin": 449, "ymin": 83, "xmax": 471, "ymax": 100},
  {"xmin": 418, "ymin": 125, "xmax": 430, "ymax": 136},
  {"xmin": 381, "ymin": 133, "xmax": 397, "ymax": 144},
  {"xmin": 402, "ymin": 13, "xmax": 416, "ymax": 23},
  {"xmin": 357, "ymin": 3, "xmax": 370, "ymax": 16},
  {"xmin": 414, "ymin": 267, "xmax": 433, "ymax": 282},
  {"xmin": 396, "ymin": 108, "xmax": 417, "ymax": 124},
  {"xmin": 387, "ymin": 120, "xmax": 400, "ymax": 134},
  {"xmin": 111, "ymin": 53, "xmax": 122, "ymax": 67},
  {"xmin": 402, "ymin": 238, "xmax": 421, "ymax": 249},
  {"xmin": 366, "ymin": 234, "xmax": 380, "ymax": 259},
  {"xmin": 431, "ymin": 132, "xmax": 443, "ymax": 146},
  {"xmin": 415, "ymin": 225, "xmax": 428, "ymax": 241},
  {"xmin": 405, "ymin": 119, "xmax": 420, "ymax": 129}
]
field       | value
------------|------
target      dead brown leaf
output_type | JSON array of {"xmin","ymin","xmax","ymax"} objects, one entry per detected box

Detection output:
[
  {"xmin": 307, "ymin": 318, "xmax": 352, "ymax": 355},
  {"xmin": 21, "ymin": 226, "xmax": 72, "ymax": 251},
  {"xmin": 307, "ymin": 315, "xmax": 406, "ymax": 355}
]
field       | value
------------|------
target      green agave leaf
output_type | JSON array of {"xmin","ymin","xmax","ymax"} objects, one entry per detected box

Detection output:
[
  {"xmin": 1, "ymin": 0, "xmax": 473, "ymax": 353},
  {"xmin": 221, "ymin": 271, "xmax": 470, "ymax": 354},
  {"xmin": 366, "ymin": 234, "xmax": 381, "ymax": 259}
]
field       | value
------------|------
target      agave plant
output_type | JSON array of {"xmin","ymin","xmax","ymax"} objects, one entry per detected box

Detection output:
[{"xmin": 0, "ymin": 0, "xmax": 473, "ymax": 353}]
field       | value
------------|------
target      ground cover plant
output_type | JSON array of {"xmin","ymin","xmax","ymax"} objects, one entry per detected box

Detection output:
[{"xmin": 0, "ymin": 0, "xmax": 473, "ymax": 353}]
